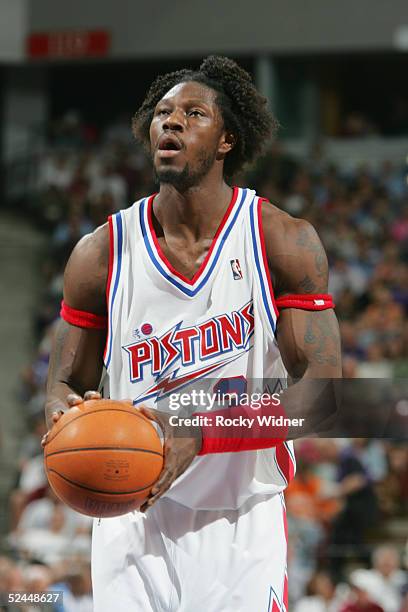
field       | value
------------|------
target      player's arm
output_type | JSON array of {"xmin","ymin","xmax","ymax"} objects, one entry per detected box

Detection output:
[
  {"xmin": 191, "ymin": 208, "xmax": 342, "ymax": 453},
  {"xmin": 44, "ymin": 225, "xmax": 109, "ymax": 429},
  {"xmin": 264, "ymin": 208, "xmax": 342, "ymax": 436},
  {"xmin": 264, "ymin": 208, "xmax": 342, "ymax": 379}
]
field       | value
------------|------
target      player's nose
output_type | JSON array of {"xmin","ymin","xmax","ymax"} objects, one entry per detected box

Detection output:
[{"xmin": 163, "ymin": 108, "xmax": 185, "ymax": 131}]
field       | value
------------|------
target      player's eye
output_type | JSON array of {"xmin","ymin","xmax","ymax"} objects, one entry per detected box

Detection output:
[
  {"xmin": 157, "ymin": 108, "xmax": 170, "ymax": 116},
  {"xmin": 189, "ymin": 110, "xmax": 204, "ymax": 117}
]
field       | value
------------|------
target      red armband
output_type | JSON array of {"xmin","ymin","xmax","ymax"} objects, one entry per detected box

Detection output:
[
  {"xmin": 60, "ymin": 300, "xmax": 108, "ymax": 330},
  {"xmin": 275, "ymin": 293, "xmax": 334, "ymax": 311},
  {"xmin": 194, "ymin": 399, "xmax": 288, "ymax": 455}
]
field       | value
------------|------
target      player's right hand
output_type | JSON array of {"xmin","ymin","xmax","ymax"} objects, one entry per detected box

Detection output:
[
  {"xmin": 41, "ymin": 390, "xmax": 102, "ymax": 448},
  {"xmin": 135, "ymin": 405, "xmax": 202, "ymax": 512}
]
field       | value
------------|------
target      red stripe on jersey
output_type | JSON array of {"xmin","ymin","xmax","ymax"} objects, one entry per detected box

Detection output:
[
  {"xmin": 103, "ymin": 215, "xmax": 115, "ymax": 359},
  {"xmin": 272, "ymin": 599, "xmax": 281, "ymax": 612},
  {"xmin": 196, "ymin": 399, "xmax": 288, "ymax": 455},
  {"xmin": 276, "ymin": 443, "xmax": 296, "ymax": 484},
  {"xmin": 275, "ymin": 293, "xmax": 334, "ymax": 311},
  {"xmin": 257, "ymin": 198, "xmax": 279, "ymax": 318},
  {"xmin": 283, "ymin": 574, "xmax": 288, "ymax": 611},
  {"xmin": 281, "ymin": 500, "xmax": 289, "ymax": 610},
  {"xmin": 106, "ymin": 215, "xmax": 115, "ymax": 310},
  {"xmin": 60, "ymin": 300, "xmax": 107, "ymax": 329}
]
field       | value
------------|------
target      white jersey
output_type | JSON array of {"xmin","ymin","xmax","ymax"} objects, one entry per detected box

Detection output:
[{"xmin": 103, "ymin": 186, "xmax": 295, "ymax": 510}]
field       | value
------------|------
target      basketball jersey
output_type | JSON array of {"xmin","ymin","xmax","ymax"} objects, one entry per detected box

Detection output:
[{"xmin": 102, "ymin": 186, "xmax": 295, "ymax": 510}]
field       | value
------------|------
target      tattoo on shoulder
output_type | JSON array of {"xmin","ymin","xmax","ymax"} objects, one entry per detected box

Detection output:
[
  {"xmin": 304, "ymin": 311, "xmax": 340, "ymax": 367},
  {"xmin": 296, "ymin": 226, "xmax": 326, "ymax": 279}
]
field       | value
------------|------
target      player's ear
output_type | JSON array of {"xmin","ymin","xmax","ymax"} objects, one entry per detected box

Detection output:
[{"xmin": 217, "ymin": 132, "xmax": 236, "ymax": 160}]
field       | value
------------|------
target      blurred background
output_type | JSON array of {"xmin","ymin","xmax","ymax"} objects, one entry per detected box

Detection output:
[{"xmin": 0, "ymin": 0, "xmax": 407, "ymax": 610}]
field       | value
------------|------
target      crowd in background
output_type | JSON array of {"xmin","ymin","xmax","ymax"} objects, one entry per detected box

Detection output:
[{"xmin": 1, "ymin": 111, "xmax": 408, "ymax": 611}]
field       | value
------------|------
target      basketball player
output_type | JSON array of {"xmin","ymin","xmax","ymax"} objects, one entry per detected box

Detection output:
[{"xmin": 44, "ymin": 56, "xmax": 341, "ymax": 611}]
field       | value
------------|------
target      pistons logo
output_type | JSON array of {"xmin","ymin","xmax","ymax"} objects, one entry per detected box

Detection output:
[{"xmin": 123, "ymin": 301, "xmax": 254, "ymax": 383}]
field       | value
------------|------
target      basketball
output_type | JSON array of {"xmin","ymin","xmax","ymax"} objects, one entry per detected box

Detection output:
[{"xmin": 44, "ymin": 399, "xmax": 164, "ymax": 518}]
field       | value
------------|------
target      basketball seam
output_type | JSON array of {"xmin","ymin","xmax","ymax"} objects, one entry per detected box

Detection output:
[
  {"xmin": 46, "ymin": 406, "xmax": 157, "ymax": 444},
  {"xmin": 46, "ymin": 446, "xmax": 163, "ymax": 458},
  {"xmin": 47, "ymin": 468, "xmax": 159, "ymax": 495}
]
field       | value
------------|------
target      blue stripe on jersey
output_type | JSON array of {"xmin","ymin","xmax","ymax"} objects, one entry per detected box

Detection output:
[
  {"xmin": 279, "ymin": 491, "xmax": 286, "ymax": 509},
  {"xmin": 140, "ymin": 189, "xmax": 249, "ymax": 297},
  {"xmin": 267, "ymin": 587, "xmax": 273, "ymax": 612},
  {"xmin": 249, "ymin": 200, "xmax": 276, "ymax": 333},
  {"xmin": 269, "ymin": 585, "xmax": 283, "ymax": 612},
  {"xmin": 105, "ymin": 212, "xmax": 123, "ymax": 368},
  {"xmin": 284, "ymin": 441, "xmax": 296, "ymax": 467}
]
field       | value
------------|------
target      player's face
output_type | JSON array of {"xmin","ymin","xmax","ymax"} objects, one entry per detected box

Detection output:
[{"xmin": 149, "ymin": 81, "xmax": 227, "ymax": 190}]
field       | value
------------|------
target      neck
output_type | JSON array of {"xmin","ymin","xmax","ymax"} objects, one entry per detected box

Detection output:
[{"xmin": 153, "ymin": 176, "xmax": 233, "ymax": 241}]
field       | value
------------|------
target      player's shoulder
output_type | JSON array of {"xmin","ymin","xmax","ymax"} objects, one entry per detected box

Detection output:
[
  {"xmin": 258, "ymin": 196, "xmax": 316, "ymax": 251},
  {"xmin": 71, "ymin": 222, "xmax": 109, "ymax": 267},
  {"xmin": 255, "ymin": 195, "xmax": 328, "ymax": 292},
  {"xmin": 63, "ymin": 223, "xmax": 109, "ymax": 313}
]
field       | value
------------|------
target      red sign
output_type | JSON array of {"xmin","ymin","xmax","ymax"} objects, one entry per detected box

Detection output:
[{"xmin": 27, "ymin": 30, "xmax": 110, "ymax": 59}]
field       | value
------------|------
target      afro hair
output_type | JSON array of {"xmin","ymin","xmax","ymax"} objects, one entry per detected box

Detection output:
[{"xmin": 132, "ymin": 55, "xmax": 278, "ymax": 179}]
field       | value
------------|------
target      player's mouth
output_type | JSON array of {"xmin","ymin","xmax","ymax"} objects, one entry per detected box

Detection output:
[{"xmin": 157, "ymin": 134, "xmax": 183, "ymax": 158}]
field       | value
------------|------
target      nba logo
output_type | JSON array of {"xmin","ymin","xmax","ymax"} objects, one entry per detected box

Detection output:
[{"xmin": 230, "ymin": 259, "xmax": 243, "ymax": 280}]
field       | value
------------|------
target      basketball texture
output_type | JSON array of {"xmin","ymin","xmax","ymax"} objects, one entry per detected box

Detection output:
[{"xmin": 44, "ymin": 399, "xmax": 164, "ymax": 517}]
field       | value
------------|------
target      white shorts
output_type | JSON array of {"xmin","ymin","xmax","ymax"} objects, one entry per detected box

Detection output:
[{"xmin": 92, "ymin": 493, "xmax": 288, "ymax": 612}]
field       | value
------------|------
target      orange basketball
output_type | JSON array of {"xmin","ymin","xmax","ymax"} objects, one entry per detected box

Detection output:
[{"xmin": 44, "ymin": 399, "xmax": 163, "ymax": 518}]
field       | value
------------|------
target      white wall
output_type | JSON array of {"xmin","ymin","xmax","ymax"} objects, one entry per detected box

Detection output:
[
  {"xmin": 27, "ymin": 0, "xmax": 408, "ymax": 59},
  {"xmin": 0, "ymin": 0, "xmax": 28, "ymax": 62},
  {"xmin": 2, "ymin": 67, "xmax": 48, "ymax": 162}
]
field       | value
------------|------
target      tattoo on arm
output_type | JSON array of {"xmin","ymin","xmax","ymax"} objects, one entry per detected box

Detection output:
[
  {"xmin": 304, "ymin": 311, "xmax": 339, "ymax": 367},
  {"xmin": 299, "ymin": 275, "xmax": 319, "ymax": 293},
  {"xmin": 296, "ymin": 227, "xmax": 326, "ymax": 279},
  {"xmin": 47, "ymin": 321, "xmax": 70, "ymax": 391}
]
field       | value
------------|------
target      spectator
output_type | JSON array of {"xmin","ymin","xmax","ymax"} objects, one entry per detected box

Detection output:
[
  {"xmin": 0, "ymin": 556, "xmax": 25, "ymax": 593},
  {"xmin": 329, "ymin": 440, "xmax": 379, "ymax": 579},
  {"xmin": 364, "ymin": 545, "xmax": 407, "ymax": 612},
  {"xmin": 356, "ymin": 344, "xmax": 393, "ymax": 378},
  {"xmin": 8, "ymin": 492, "xmax": 92, "ymax": 565},
  {"xmin": 9, "ymin": 453, "xmax": 48, "ymax": 531},
  {"xmin": 294, "ymin": 571, "xmax": 347, "ymax": 612},
  {"xmin": 376, "ymin": 444, "xmax": 408, "ymax": 518},
  {"xmin": 50, "ymin": 562, "xmax": 93, "ymax": 612},
  {"xmin": 391, "ymin": 207, "xmax": 408, "ymax": 243},
  {"xmin": 89, "ymin": 161, "xmax": 127, "ymax": 209},
  {"xmin": 38, "ymin": 151, "xmax": 75, "ymax": 191},
  {"xmin": 341, "ymin": 569, "xmax": 384, "ymax": 611}
]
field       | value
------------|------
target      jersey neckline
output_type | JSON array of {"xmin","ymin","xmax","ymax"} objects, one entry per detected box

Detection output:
[{"xmin": 140, "ymin": 186, "xmax": 247, "ymax": 297}]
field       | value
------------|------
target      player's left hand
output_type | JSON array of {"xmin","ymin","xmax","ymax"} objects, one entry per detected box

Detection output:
[
  {"xmin": 136, "ymin": 406, "xmax": 202, "ymax": 512},
  {"xmin": 41, "ymin": 390, "xmax": 102, "ymax": 448}
]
